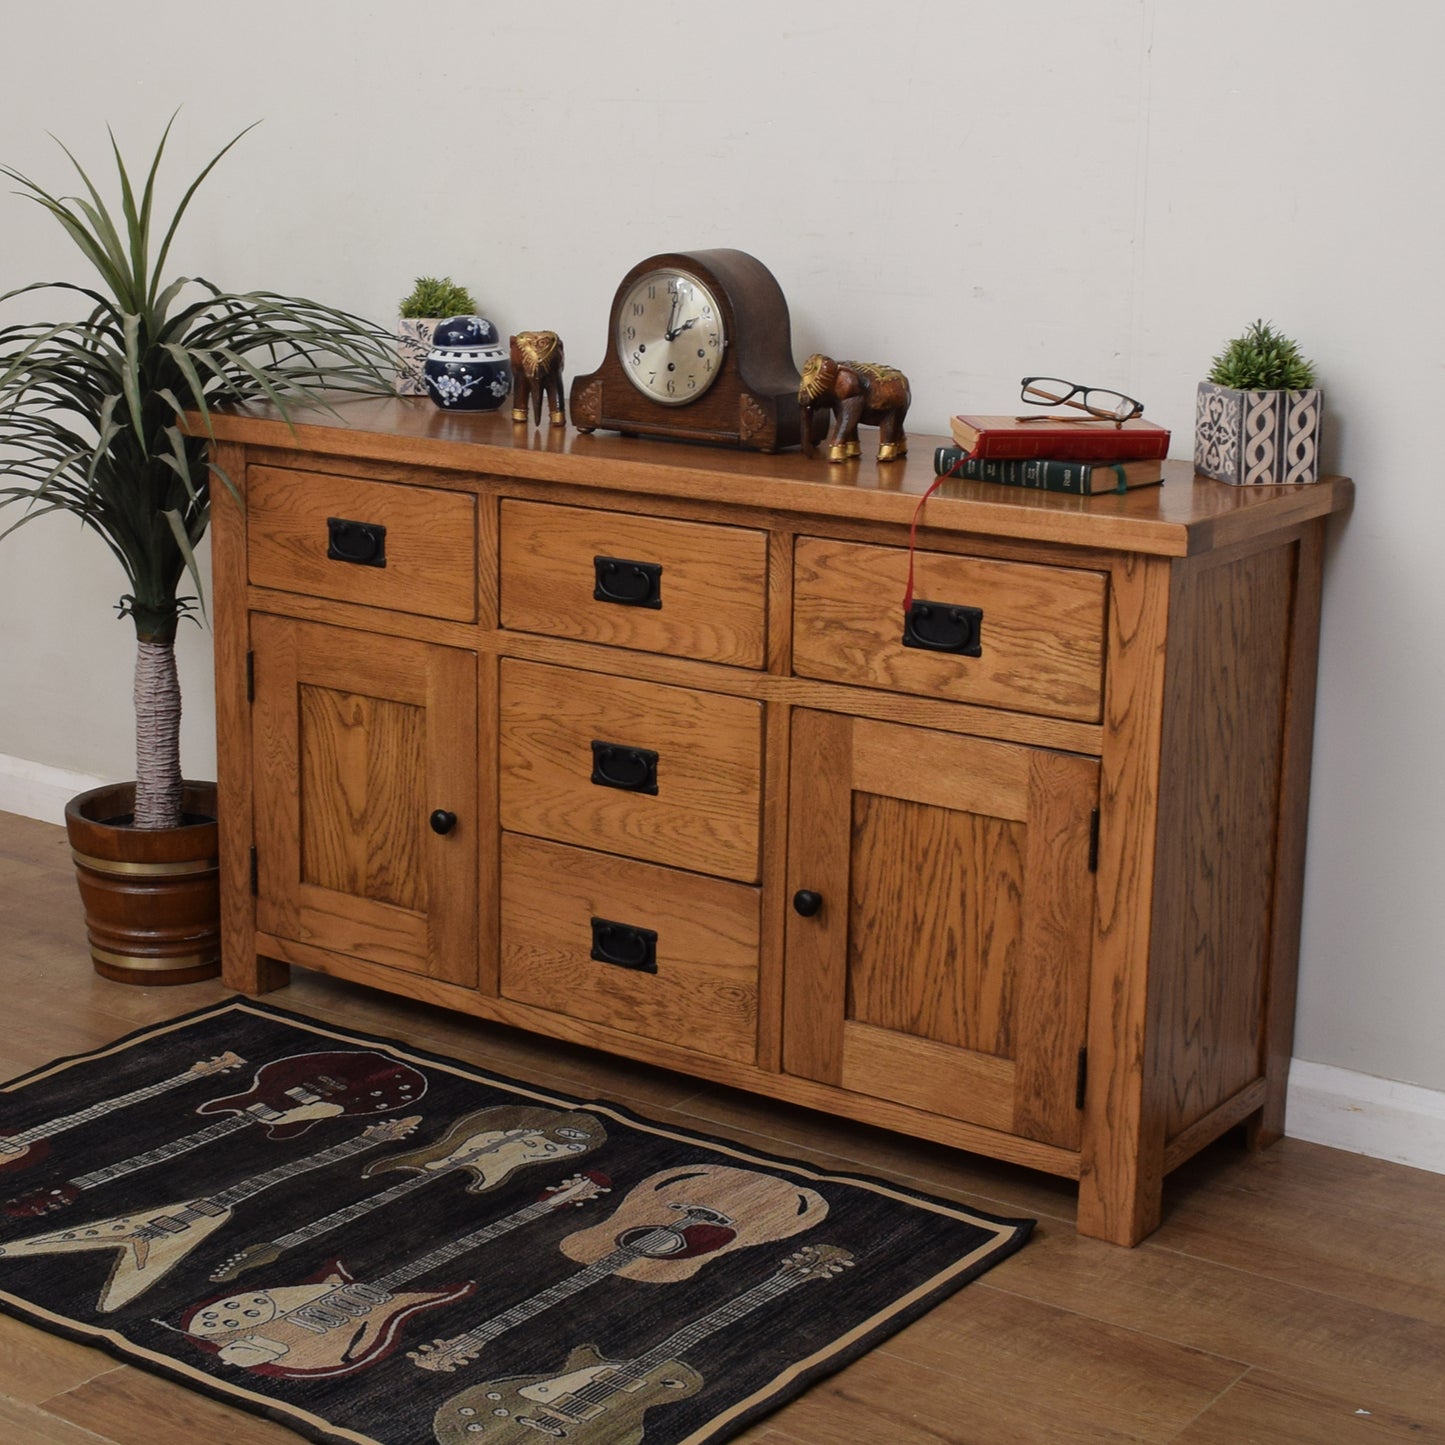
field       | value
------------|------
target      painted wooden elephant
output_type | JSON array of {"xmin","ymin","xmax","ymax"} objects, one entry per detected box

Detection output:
[
  {"xmin": 509, "ymin": 330, "xmax": 566, "ymax": 426},
  {"xmin": 798, "ymin": 355, "xmax": 911, "ymax": 463}
]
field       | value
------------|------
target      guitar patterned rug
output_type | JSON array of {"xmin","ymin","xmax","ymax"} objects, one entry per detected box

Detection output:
[{"xmin": 0, "ymin": 999, "xmax": 1032, "ymax": 1445}]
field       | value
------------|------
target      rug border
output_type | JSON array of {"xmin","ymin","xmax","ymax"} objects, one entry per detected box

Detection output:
[{"xmin": 0, "ymin": 996, "xmax": 1036, "ymax": 1445}]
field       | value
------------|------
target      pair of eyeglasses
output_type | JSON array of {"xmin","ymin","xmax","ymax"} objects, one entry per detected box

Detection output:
[{"xmin": 1019, "ymin": 377, "xmax": 1144, "ymax": 425}]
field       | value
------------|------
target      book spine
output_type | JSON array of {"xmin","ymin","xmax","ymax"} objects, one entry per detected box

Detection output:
[{"xmin": 934, "ymin": 447, "xmax": 1112, "ymax": 494}]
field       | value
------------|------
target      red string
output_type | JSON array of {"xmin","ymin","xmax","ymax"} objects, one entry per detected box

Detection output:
[{"xmin": 902, "ymin": 456, "xmax": 968, "ymax": 619}]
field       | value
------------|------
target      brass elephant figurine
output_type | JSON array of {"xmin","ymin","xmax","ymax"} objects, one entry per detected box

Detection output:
[
  {"xmin": 509, "ymin": 330, "xmax": 565, "ymax": 426},
  {"xmin": 798, "ymin": 354, "xmax": 911, "ymax": 463}
]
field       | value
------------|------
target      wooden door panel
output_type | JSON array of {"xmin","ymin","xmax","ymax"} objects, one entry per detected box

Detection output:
[
  {"xmin": 252, "ymin": 615, "xmax": 478, "ymax": 985},
  {"xmin": 785, "ymin": 710, "xmax": 1096, "ymax": 1149}
]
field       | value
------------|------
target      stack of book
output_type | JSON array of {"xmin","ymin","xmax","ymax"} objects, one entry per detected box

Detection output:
[{"xmin": 934, "ymin": 414, "xmax": 1170, "ymax": 495}]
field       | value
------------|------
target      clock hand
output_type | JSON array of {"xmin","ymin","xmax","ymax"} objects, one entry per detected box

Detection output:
[{"xmin": 664, "ymin": 290, "xmax": 682, "ymax": 342}]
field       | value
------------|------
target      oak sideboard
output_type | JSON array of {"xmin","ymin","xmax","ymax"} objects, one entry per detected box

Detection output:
[{"xmin": 203, "ymin": 397, "xmax": 1353, "ymax": 1245}]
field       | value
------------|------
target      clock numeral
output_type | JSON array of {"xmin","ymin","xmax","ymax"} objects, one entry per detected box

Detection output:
[
  {"xmin": 622, "ymin": 324, "xmax": 636, "ymax": 343},
  {"xmin": 631, "ymin": 302, "xmax": 645, "ymax": 317}
]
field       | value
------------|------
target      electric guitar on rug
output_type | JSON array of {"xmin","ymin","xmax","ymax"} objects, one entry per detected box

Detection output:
[
  {"xmin": 3, "ymin": 1049, "xmax": 428, "ymax": 1219},
  {"xmin": 178, "ymin": 1171, "xmax": 612, "ymax": 1379},
  {"xmin": 410, "ymin": 1164, "xmax": 829, "ymax": 1375},
  {"xmin": 431, "ymin": 1245, "xmax": 854, "ymax": 1444},
  {"xmin": 0, "ymin": 1117, "xmax": 421, "ymax": 1312},
  {"xmin": 211, "ymin": 1104, "xmax": 606, "ymax": 1282},
  {"xmin": 0, "ymin": 1052, "xmax": 245, "ymax": 1176}
]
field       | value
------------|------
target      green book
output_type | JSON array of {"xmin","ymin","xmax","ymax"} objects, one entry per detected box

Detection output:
[{"xmin": 933, "ymin": 446, "xmax": 1163, "ymax": 495}]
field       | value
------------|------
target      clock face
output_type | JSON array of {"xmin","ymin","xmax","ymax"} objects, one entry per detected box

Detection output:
[{"xmin": 614, "ymin": 269, "xmax": 727, "ymax": 406}]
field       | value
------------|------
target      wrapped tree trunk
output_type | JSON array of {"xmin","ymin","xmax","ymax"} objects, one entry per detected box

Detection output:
[{"xmin": 132, "ymin": 635, "xmax": 183, "ymax": 830}]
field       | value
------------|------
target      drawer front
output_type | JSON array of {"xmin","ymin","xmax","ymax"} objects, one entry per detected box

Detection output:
[
  {"xmin": 499, "ymin": 499, "xmax": 768, "ymax": 667},
  {"xmin": 501, "ymin": 833, "xmax": 759, "ymax": 1065},
  {"xmin": 499, "ymin": 659, "xmax": 763, "ymax": 883},
  {"xmin": 247, "ymin": 466, "xmax": 478, "ymax": 621},
  {"xmin": 793, "ymin": 536, "xmax": 1106, "ymax": 722}
]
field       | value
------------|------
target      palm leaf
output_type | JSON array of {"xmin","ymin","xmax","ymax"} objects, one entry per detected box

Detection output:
[{"xmin": 1, "ymin": 117, "xmax": 396, "ymax": 825}]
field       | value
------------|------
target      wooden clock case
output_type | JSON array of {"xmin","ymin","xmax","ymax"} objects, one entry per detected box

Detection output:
[{"xmin": 569, "ymin": 249, "xmax": 807, "ymax": 452}]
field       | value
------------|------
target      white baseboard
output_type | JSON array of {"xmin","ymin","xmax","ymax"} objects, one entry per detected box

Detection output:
[
  {"xmin": 0, "ymin": 754, "xmax": 109, "ymax": 825},
  {"xmin": 3, "ymin": 753, "xmax": 1442, "ymax": 1175},
  {"xmin": 1286, "ymin": 1059, "xmax": 1445, "ymax": 1174}
]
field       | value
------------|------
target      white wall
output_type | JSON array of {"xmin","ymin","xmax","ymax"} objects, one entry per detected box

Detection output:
[{"xmin": 2, "ymin": 3, "xmax": 1442, "ymax": 1115}]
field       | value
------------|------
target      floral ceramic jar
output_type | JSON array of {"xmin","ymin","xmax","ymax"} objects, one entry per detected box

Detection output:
[{"xmin": 422, "ymin": 315, "xmax": 512, "ymax": 411}]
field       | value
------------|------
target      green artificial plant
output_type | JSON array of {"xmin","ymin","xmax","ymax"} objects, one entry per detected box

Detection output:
[
  {"xmin": 0, "ymin": 117, "xmax": 397, "ymax": 831},
  {"xmin": 399, "ymin": 275, "xmax": 478, "ymax": 318},
  {"xmin": 1208, "ymin": 319, "xmax": 1318, "ymax": 391}
]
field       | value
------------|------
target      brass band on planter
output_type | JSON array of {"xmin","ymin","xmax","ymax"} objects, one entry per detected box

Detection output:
[
  {"xmin": 70, "ymin": 849, "xmax": 218, "ymax": 878},
  {"xmin": 88, "ymin": 947, "xmax": 217, "ymax": 972}
]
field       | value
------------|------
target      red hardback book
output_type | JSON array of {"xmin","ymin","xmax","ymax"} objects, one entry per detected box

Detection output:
[{"xmin": 949, "ymin": 414, "xmax": 1171, "ymax": 461}]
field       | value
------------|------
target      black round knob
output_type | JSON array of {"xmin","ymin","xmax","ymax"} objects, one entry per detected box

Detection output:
[
  {"xmin": 429, "ymin": 809, "xmax": 458, "ymax": 836},
  {"xmin": 792, "ymin": 889, "xmax": 823, "ymax": 918}
]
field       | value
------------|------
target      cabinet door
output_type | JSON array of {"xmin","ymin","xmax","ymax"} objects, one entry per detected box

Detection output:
[
  {"xmin": 784, "ymin": 711, "xmax": 1097, "ymax": 1149},
  {"xmin": 251, "ymin": 615, "xmax": 479, "ymax": 985}
]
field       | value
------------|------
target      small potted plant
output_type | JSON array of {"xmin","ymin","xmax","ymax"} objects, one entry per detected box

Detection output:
[
  {"xmin": 0, "ymin": 117, "xmax": 397, "ymax": 983},
  {"xmin": 1195, "ymin": 319, "xmax": 1322, "ymax": 486},
  {"xmin": 397, "ymin": 275, "xmax": 479, "ymax": 395}
]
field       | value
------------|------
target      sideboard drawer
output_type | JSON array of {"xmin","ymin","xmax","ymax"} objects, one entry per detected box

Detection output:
[
  {"xmin": 792, "ymin": 536, "xmax": 1107, "ymax": 722},
  {"xmin": 499, "ymin": 658, "xmax": 763, "ymax": 883},
  {"xmin": 247, "ymin": 466, "xmax": 478, "ymax": 621},
  {"xmin": 501, "ymin": 833, "xmax": 760, "ymax": 1065},
  {"xmin": 499, "ymin": 498, "xmax": 768, "ymax": 667}
]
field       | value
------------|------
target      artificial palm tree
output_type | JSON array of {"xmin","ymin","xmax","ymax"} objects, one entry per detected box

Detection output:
[{"xmin": 0, "ymin": 116, "xmax": 396, "ymax": 829}]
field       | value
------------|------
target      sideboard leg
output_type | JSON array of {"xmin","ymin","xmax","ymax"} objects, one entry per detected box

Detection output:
[{"xmin": 223, "ymin": 951, "xmax": 290, "ymax": 994}]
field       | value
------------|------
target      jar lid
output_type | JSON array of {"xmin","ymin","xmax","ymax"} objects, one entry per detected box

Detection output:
[{"xmin": 431, "ymin": 314, "xmax": 499, "ymax": 349}]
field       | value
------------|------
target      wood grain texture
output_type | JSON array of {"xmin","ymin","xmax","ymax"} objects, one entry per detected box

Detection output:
[
  {"xmin": 499, "ymin": 832, "xmax": 760, "ymax": 1063},
  {"xmin": 499, "ymin": 497, "xmax": 768, "ymax": 666},
  {"xmin": 792, "ymin": 535, "xmax": 1107, "ymax": 721},
  {"xmin": 211, "ymin": 441, "xmax": 268, "ymax": 995},
  {"xmin": 1151, "ymin": 540, "xmax": 1294, "ymax": 1139},
  {"xmin": 1078, "ymin": 553, "xmax": 1174, "ymax": 1245},
  {"xmin": 251, "ymin": 616, "xmax": 478, "ymax": 983},
  {"xmin": 191, "ymin": 397, "xmax": 1353, "ymax": 559},
  {"xmin": 207, "ymin": 406, "xmax": 1354, "ymax": 1249},
  {"xmin": 787, "ymin": 712, "xmax": 1095, "ymax": 1148},
  {"xmin": 246, "ymin": 464, "xmax": 478, "ymax": 621},
  {"xmin": 498, "ymin": 658, "xmax": 763, "ymax": 882}
]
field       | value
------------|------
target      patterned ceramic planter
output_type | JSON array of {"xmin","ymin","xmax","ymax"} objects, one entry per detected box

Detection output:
[
  {"xmin": 422, "ymin": 315, "xmax": 512, "ymax": 412},
  {"xmin": 395, "ymin": 317, "xmax": 441, "ymax": 395},
  {"xmin": 1194, "ymin": 382, "xmax": 1322, "ymax": 486}
]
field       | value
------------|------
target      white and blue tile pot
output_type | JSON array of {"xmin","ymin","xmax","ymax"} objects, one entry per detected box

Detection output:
[{"xmin": 422, "ymin": 315, "xmax": 512, "ymax": 411}]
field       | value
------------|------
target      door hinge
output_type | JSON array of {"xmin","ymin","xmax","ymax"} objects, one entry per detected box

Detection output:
[
  {"xmin": 1088, "ymin": 808, "xmax": 1100, "ymax": 873},
  {"xmin": 1075, "ymin": 1047, "xmax": 1088, "ymax": 1110},
  {"xmin": 249, "ymin": 846, "xmax": 259, "ymax": 896}
]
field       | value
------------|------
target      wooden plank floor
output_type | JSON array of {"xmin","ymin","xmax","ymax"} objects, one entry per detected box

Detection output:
[{"xmin": 1, "ymin": 807, "xmax": 1442, "ymax": 1443}]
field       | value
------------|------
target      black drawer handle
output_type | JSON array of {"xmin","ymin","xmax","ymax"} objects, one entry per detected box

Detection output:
[
  {"xmin": 590, "ymin": 740, "xmax": 659, "ymax": 795},
  {"xmin": 590, "ymin": 917, "xmax": 658, "ymax": 974},
  {"xmin": 902, "ymin": 598, "xmax": 983, "ymax": 655},
  {"xmin": 594, "ymin": 555, "xmax": 662, "ymax": 609},
  {"xmin": 327, "ymin": 516, "xmax": 387, "ymax": 568}
]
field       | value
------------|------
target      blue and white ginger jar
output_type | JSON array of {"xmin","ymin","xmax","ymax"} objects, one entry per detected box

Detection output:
[{"xmin": 422, "ymin": 315, "xmax": 512, "ymax": 411}]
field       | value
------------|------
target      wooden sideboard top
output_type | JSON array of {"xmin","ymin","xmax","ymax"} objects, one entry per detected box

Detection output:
[{"xmin": 193, "ymin": 396, "xmax": 1354, "ymax": 559}]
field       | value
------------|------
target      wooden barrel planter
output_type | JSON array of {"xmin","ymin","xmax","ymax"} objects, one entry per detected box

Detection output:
[{"xmin": 64, "ymin": 780, "xmax": 221, "ymax": 985}]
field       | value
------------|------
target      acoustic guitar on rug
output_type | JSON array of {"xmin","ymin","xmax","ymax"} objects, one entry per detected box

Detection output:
[
  {"xmin": 410, "ymin": 1164, "xmax": 829, "ymax": 1375},
  {"xmin": 178, "ymin": 1171, "xmax": 612, "ymax": 1379},
  {"xmin": 3, "ymin": 1049, "xmax": 428, "ymax": 1219},
  {"xmin": 432, "ymin": 1245, "xmax": 854, "ymax": 1444},
  {"xmin": 0, "ymin": 1052, "xmax": 245, "ymax": 1176},
  {"xmin": 211, "ymin": 1104, "xmax": 606, "ymax": 1282},
  {"xmin": 0, "ymin": 1117, "xmax": 421, "ymax": 1312}
]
